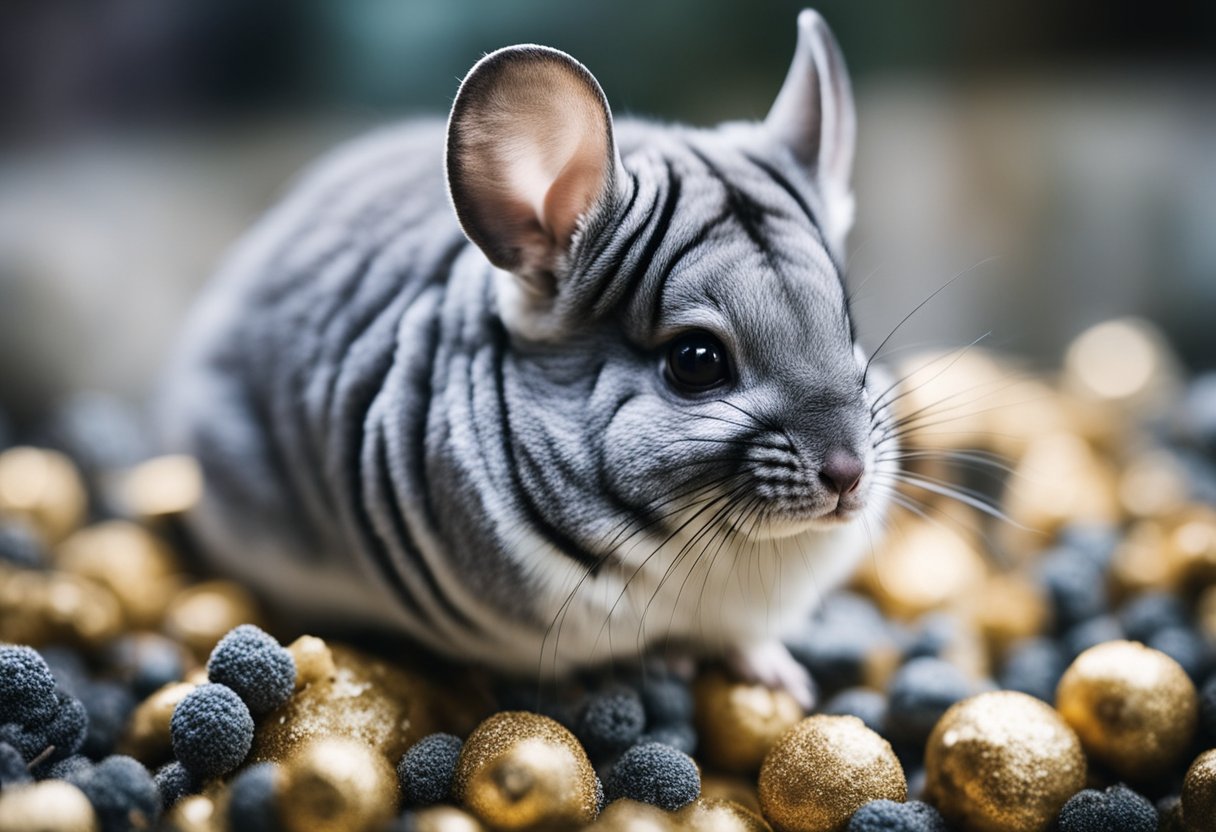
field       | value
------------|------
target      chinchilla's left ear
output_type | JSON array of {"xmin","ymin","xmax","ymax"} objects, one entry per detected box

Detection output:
[
  {"xmin": 765, "ymin": 9, "xmax": 857, "ymax": 251},
  {"xmin": 446, "ymin": 45, "xmax": 624, "ymax": 298}
]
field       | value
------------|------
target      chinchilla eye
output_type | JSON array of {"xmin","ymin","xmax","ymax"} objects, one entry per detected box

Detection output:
[{"xmin": 665, "ymin": 331, "xmax": 731, "ymax": 392}]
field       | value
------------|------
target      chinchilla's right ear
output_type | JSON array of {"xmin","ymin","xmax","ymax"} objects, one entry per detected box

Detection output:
[
  {"xmin": 446, "ymin": 45, "xmax": 624, "ymax": 299},
  {"xmin": 765, "ymin": 9, "xmax": 857, "ymax": 254}
]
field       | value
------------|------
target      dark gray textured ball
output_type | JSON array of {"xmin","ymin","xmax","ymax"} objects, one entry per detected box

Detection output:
[
  {"xmin": 604, "ymin": 741, "xmax": 700, "ymax": 811},
  {"xmin": 397, "ymin": 733, "xmax": 462, "ymax": 807},
  {"xmin": 1056, "ymin": 784, "xmax": 1157, "ymax": 832},
  {"xmin": 0, "ymin": 646, "xmax": 58, "ymax": 725},
  {"xmin": 73, "ymin": 755, "xmax": 161, "ymax": 832},
  {"xmin": 847, "ymin": 799, "xmax": 948, "ymax": 831},
  {"xmin": 227, "ymin": 761, "xmax": 282, "ymax": 832},
  {"xmin": 170, "ymin": 683, "xmax": 254, "ymax": 780},
  {"xmin": 206, "ymin": 624, "xmax": 296, "ymax": 716}
]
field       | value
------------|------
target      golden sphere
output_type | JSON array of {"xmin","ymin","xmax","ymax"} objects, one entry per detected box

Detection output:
[
  {"xmin": 163, "ymin": 581, "xmax": 261, "ymax": 660},
  {"xmin": 1111, "ymin": 521, "xmax": 1185, "ymax": 594},
  {"xmin": 924, "ymin": 691, "xmax": 1085, "ymax": 832},
  {"xmin": 1169, "ymin": 507, "xmax": 1216, "ymax": 588},
  {"xmin": 962, "ymin": 573, "xmax": 1049, "ymax": 660},
  {"xmin": 758, "ymin": 715, "xmax": 905, "ymax": 832},
  {"xmin": 856, "ymin": 518, "xmax": 987, "ymax": 619},
  {"xmin": 0, "ymin": 446, "xmax": 88, "ymax": 542},
  {"xmin": 584, "ymin": 799, "xmax": 673, "ymax": 832},
  {"xmin": 0, "ymin": 780, "xmax": 99, "ymax": 832},
  {"xmin": 278, "ymin": 737, "xmax": 397, "ymax": 832},
  {"xmin": 116, "ymin": 454, "xmax": 204, "ymax": 519},
  {"xmin": 1056, "ymin": 640, "xmax": 1197, "ymax": 781},
  {"xmin": 411, "ymin": 806, "xmax": 486, "ymax": 832},
  {"xmin": 251, "ymin": 645, "xmax": 444, "ymax": 764},
  {"xmin": 1062, "ymin": 317, "xmax": 1178, "ymax": 415},
  {"xmin": 1003, "ymin": 433, "xmax": 1119, "ymax": 538},
  {"xmin": 701, "ymin": 775, "xmax": 762, "ymax": 817},
  {"xmin": 1118, "ymin": 452, "xmax": 1188, "ymax": 520},
  {"xmin": 287, "ymin": 635, "xmax": 336, "ymax": 690},
  {"xmin": 120, "ymin": 681, "xmax": 197, "ymax": 765},
  {"xmin": 676, "ymin": 798, "xmax": 773, "ymax": 831},
  {"xmin": 40, "ymin": 572, "xmax": 124, "ymax": 647},
  {"xmin": 694, "ymin": 670, "xmax": 804, "ymax": 773},
  {"xmin": 454, "ymin": 711, "xmax": 599, "ymax": 831},
  {"xmin": 1182, "ymin": 749, "xmax": 1216, "ymax": 832},
  {"xmin": 889, "ymin": 349, "xmax": 1006, "ymax": 453},
  {"xmin": 0, "ymin": 567, "xmax": 52, "ymax": 645},
  {"xmin": 163, "ymin": 795, "xmax": 217, "ymax": 832},
  {"xmin": 56, "ymin": 521, "xmax": 182, "ymax": 628}
]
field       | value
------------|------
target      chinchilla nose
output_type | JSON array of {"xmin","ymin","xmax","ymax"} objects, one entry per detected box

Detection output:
[{"xmin": 819, "ymin": 448, "xmax": 864, "ymax": 495}]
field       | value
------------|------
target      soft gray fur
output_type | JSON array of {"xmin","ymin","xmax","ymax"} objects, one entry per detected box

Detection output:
[{"xmin": 161, "ymin": 10, "xmax": 894, "ymax": 702}]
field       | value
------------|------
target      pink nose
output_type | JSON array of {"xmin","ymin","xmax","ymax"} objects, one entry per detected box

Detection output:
[{"xmin": 819, "ymin": 450, "xmax": 863, "ymax": 495}]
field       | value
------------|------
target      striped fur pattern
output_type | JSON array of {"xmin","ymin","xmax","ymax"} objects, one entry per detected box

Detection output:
[{"xmin": 161, "ymin": 10, "xmax": 893, "ymax": 697}]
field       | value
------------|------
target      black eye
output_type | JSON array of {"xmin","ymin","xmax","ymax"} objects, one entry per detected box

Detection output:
[{"xmin": 665, "ymin": 331, "xmax": 731, "ymax": 392}]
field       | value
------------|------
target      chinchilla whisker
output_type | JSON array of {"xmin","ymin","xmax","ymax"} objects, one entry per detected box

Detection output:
[
  {"xmin": 573, "ymin": 485, "xmax": 742, "ymax": 675},
  {"xmin": 634, "ymin": 483, "xmax": 753, "ymax": 647},
  {"xmin": 867, "ymin": 481, "xmax": 1011, "ymax": 566},
  {"xmin": 871, "ymin": 470, "xmax": 1027, "ymax": 529},
  {"xmin": 647, "ymin": 491, "xmax": 757, "ymax": 657},
  {"xmin": 665, "ymin": 436, "xmax": 793, "ymax": 452},
  {"xmin": 678, "ymin": 495, "xmax": 761, "ymax": 660},
  {"xmin": 869, "ymin": 330, "xmax": 994, "ymax": 416},
  {"xmin": 597, "ymin": 470, "xmax": 747, "ymax": 554},
  {"xmin": 873, "ymin": 376, "xmax": 1043, "ymax": 436},
  {"xmin": 541, "ymin": 474, "xmax": 745, "ymax": 678},
  {"xmin": 862, "ymin": 256, "xmax": 1000, "ymax": 386},
  {"xmin": 592, "ymin": 481, "xmax": 752, "ymax": 666},
  {"xmin": 686, "ymin": 411, "xmax": 762, "ymax": 432}
]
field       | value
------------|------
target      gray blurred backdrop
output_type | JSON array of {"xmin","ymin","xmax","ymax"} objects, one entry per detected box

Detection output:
[{"xmin": 1, "ymin": 0, "xmax": 1214, "ymax": 427}]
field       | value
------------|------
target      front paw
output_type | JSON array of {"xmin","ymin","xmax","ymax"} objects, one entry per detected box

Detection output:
[{"xmin": 726, "ymin": 642, "xmax": 817, "ymax": 710}]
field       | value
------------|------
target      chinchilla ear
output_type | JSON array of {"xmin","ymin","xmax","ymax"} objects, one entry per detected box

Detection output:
[
  {"xmin": 765, "ymin": 9, "xmax": 857, "ymax": 251},
  {"xmin": 446, "ymin": 45, "xmax": 623, "ymax": 297}
]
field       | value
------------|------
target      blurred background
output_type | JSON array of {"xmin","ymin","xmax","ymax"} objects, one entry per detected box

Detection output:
[{"xmin": 1, "ymin": 0, "xmax": 1214, "ymax": 431}]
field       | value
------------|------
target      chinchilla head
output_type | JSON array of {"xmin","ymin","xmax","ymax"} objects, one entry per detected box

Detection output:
[{"xmin": 444, "ymin": 10, "xmax": 891, "ymax": 550}]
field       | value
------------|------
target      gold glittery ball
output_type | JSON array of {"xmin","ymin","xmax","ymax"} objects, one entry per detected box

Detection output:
[
  {"xmin": 454, "ymin": 711, "xmax": 599, "ymax": 831},
  {"xmin": 56, "ymin": 521, "xmax": 182, "ymax": 628},
  {"xmin": 1111, "ymin": 521, "xmax": 1185, "ymax": 594},
  {"xmin": 1002, "ymin": 433, "xmax": 1119, "ymax": 538},
  {"xmin": 163, "ymin": 581, "xmax": 261, "ymax": 660},
  {"xmin": 411, "ymin": 806, "xmax": 487, "ymax": 832},
  {"xmin": 1170, "ymin": 507, "xmax": 1216, "ymax": 588},
  {"xmin": 0, "ymin": 567, "xmax": 52, "ymax": 645},
  {"xmin": 694, "ymin": 670, "xmax": 804, "ymax": 773},
  {"xmin": 163, "ymin": 795, "xmax": 217, "ymax": 832},
  {"xmin": 675, "ymin": 798, "xmax": 773, "ymax": 831},
  {"xmin": 115, "ymin": 454, "xmax": 204, "ymax": 520},
  {"xmin": 277, "ymin": 737, "xmax": 397, "ymax": 832},
  {"xmin": 1182, "ymin": 749, "xmax": 1216, "ymax": 832},
  {"xmin": 1056, "ymin": 640, "xmax": 1197, "ymax": 781},
  {"xmin": 287, "ymin": 635, "xmax": 336, "ymax": 690},
  {"xmin": 961, "ymin": 573, "xmax": 1049, "ymax": 660},
  {"xmin": 583, "ymin": 799, "xmax": 673, "ymax": 831},
  {"xmin": 40, "ymin": 572, "xmax": 124, "ymax": 647},
  {"xmin": 924, "ymin": 691, "xmax": 1085, "ymax": 832},
  {"xmin": 0, "ymin": 446, "xmax": 88, "ymax": 542},
  {"xmin": 856, "ymin": 518, "xmax": 988, "ymax": 619},
  {"xmin": 758, "ymin": 715, "xmax": 906, "ymax": 832},
  {"xmin": 701, "ymin": 774, "xmax": 762, "ymax": 816},
  {"xmin": 251, "ymin": 645, "xmax": 444, "ymax": 764},
  {"xmin": 120, "ymin": 681, "xmax": 197, "ymax": 766},
  {"xmin": 0, "ymin": 780, "xmax": 99, "ymax": 832}
]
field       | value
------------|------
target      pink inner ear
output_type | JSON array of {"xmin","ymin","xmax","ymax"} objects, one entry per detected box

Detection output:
[
  {"xmin": 542, "ymin": 139, "xmax": 609, "ymax": 246},
  {"xmin": 448, "ymin": 50, "xmax": 617, "ymax": 281}
]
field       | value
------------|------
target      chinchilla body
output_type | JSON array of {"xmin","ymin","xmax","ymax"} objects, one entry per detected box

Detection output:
[{"xmin": 162, "ymin": 11, "xmax": 894, "ymax": 695}]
